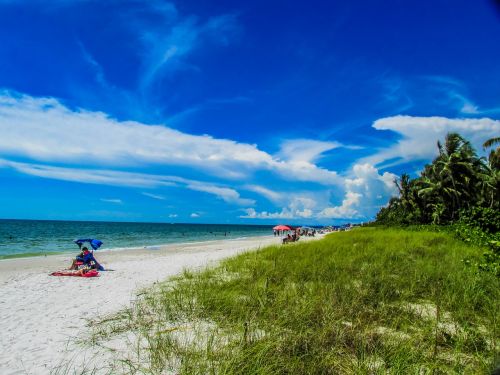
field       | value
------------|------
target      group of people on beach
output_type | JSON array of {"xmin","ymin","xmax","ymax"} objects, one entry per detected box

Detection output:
[
  {"xmin": 283, "ymin": 232, "xmax": 299, "ymax": 244},
  {"xmin": 276, "ymin": 227, "xmax": 317, "ymax": 244}
]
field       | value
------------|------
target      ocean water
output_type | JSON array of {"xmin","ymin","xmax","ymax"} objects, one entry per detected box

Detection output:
[{"xmin": 0, "ymin": 219, "xmax": 273, "ymax": 258}]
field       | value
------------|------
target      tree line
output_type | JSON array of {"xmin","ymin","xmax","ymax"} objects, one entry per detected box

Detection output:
[{"xmin": 376, "ymin": 133, "xmax": 499, "ymax": 229}]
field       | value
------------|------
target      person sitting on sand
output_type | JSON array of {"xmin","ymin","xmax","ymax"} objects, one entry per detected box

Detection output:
[{"xmin": 69, "ymin": 247, "xmax": 103, "ymax": 270}]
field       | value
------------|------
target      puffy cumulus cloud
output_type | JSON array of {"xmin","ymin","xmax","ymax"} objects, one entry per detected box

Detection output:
[
  {"xmin": 317, "ymin": 191, "xmax": 361, "ymax": 219},
  {"xmin": 242, "ymin": 164, "xmax": 396, "ymax": 221},
  {"xmin": 240, "ymin": 208, "xmax": 290, "ymax": 219},
  {"xmin": 363, "ymin": 115, "xmax": 500, "ymax": 168},
  {"xmin": 0, "ymin": 92, "xmax": 343, "ymax": 186},
  {"xmin": 190, "ymin": 213, "xmax": 200, "ymax": 218},
  {"xmin": 288, "ymin": 197, "xmax": 316, "ymax": 218},
  {"xmin": 0, "ymin": 158, "xmax": 254, "ymax": 206},
  {"xmin": 273, "ymin": 139, "xmax": 343, "ymax": 186},
  {"xmin": 318, "ymin": 164, "xmax": 398, "ymax": 220},
  {"xmin": 240, "ymin": 197, "xmax": 316, "ymax": 219}
]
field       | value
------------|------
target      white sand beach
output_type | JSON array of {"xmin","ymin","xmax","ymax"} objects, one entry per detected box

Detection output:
[{"xmin": 0, "ymin": 235, "xmax": 320, "ymax": 375}]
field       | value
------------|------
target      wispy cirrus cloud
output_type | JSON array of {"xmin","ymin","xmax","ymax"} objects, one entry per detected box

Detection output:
[
  {"xmin": 135, "ymin": 3, "xmax": 240, "ymax": 91},
  {"xmin": 0, "ymin": 158, "xmax": 253, "ymax": 206},
  {"xmin": 244, "ymin": 185, "xmax": 282, "ymax": 203},
  {"xmin": 421, "ymin": 75, "xmax": 500, "ymax": 115},
  {"xmin": 378, "ymin": 75, "xmax": 414, "ymax": 114},
  {"xmin": 187, "ymin": 183, "xmax": 255, "ymax": 206},
  {"xmin": 277, "ymin": 139, "xmax": 341, "ymax": 163},
  {"xmin": 142, "ymin": 192, "xmax": 166, "ymax": 200},
  {"xmin": 100, "ymin": 198, "xmax": 123, "ymax": 204}
]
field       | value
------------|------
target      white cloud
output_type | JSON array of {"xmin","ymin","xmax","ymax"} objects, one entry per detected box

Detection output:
[
  {"xmin": 273, "ymin": 159, "xmax": 342, "ymax": 186},
  {"xmin": 0, "ymin": 158, "xmax": 175, "ymax": 187},
  {"xmin": 0, "ymin": 158, "xmax": 254, "ymax": 206},
  {"xmin": 100, "ymin": 198, "xmax": 122, "ymax": 204},
  {"xmin": 363, "ymin": 115, "xmax": 500, "ymax": 168},
  {"xmin": 0, "ymin": 92, "xmax": 271, "ymax": 172},
  {"xmin": 138, "ymin": 8, "xmax": 239, "ymax": 90},
  {"xmin": 244, "ymin": 185, "xmax": 282, "ymax": 203},
  {"xmin": 240, "ymin": 208, "xmax": 291, "ymax": 219},
  {"xmin": 190, "ymin": 213, "xmax": 200, "ymax": 218},
  {"xmin": 448, "ymin": 91, "xmax": 500, "ymax": 115},
  {"xmin": 317, "ymin": 192, "xmax": 361, "ymax": 219},
  {"xmin": 142, "ymin": 192, "xmax": 166, "ymax": 200},
  {"xmin": 460, "ymin": 102, "xmax": 479, "ymax": 114},
  {"xmin": 240, "ymin": 196, "xmax": 316, "ymax": 219},
  {"xmin": 318, "ymin": 163, "xmax": 398, "ymax": 220},
  {"xmin": 0, "ymin": 92, "xmax": 344, "ymax": 186},
  {"xmin": 187, "ymin": 183, "xmax": 255, "ymax": 206},
  {"xmin": 168, "ymin": 213, "xmax": 178, "ymax": 218},
  {"xmin": 278, "ymin": 139, "xmax": 341, "ymax": 163},
  {"xmin": 241, "ymin": 164, "xmax": 397, "ymax": 221}
]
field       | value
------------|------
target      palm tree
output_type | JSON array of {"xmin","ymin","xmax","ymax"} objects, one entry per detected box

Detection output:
[
  {"xmin": 375, "ymin": 132, "xmax": 496, "ymax": 225},
  {"xmin": 419, "ymin": 133, "xmax": 486, "ymax": 222},
  {"xmin": 482, "ymin": 137, "xmax": 500, "ymax": 207},
  {"xmin": 483, "ymin": 137, "xmax": 500, "ymax": 171},
  {"xmin": 483, "ymin": 137, "xmax": 500, "ymax": 150}
]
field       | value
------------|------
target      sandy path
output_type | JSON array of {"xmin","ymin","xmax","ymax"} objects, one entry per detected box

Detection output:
[{"xmin": 0, "ymin": 235, "xmax": 294, "ymax": 374}]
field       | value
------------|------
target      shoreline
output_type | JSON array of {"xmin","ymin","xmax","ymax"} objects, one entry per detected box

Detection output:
[
  {"xmin": 0, "ymin": 234, "xmax": 322, "ymax": 374},
  {"xmin": 0, "ymin": 234, "xmax": 272, "ymax": 284},
  {"xmin": 0, "ymin": 233, "xmax": 270, "ymax": 261}
]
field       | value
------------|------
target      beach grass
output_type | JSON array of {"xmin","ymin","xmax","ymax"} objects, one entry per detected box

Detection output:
[{"xmin": 89, "ymin": 227, "xmax": 500, "ymax": 374}]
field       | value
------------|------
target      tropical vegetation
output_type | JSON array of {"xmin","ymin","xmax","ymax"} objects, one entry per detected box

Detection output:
[
  {"xmin": 375, "ymin": 133, "xmax": 500, "ymax": 276},
  {"xmin": 376, "ymin": 133, "xmax": 499, "ymax": 226}
]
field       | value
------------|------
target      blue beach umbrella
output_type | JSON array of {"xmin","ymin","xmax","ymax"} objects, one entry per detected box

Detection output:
[{"xmin": 74, "ymin": 238, "xmax": 103, "ymax": 250}]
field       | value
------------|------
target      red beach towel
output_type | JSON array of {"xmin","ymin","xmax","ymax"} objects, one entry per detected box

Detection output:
[{"xmin": 50, "ymin": 270, "xmax": 99, "ymax": 277}]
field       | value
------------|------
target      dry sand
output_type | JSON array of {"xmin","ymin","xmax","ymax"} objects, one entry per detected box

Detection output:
[{"xmin": 0, "ymin": 235, "xmax": 299, "ymax": 374}]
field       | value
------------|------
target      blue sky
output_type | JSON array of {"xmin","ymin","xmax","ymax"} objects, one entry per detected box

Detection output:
[{"xmin": 0, "ymin": 0, "xmax": 499, "ymax": 224}]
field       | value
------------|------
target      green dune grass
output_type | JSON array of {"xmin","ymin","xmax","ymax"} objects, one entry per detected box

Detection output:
[{"xmin": 89, "ymin": 227, "xmax": 499, "ymax": 374}]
